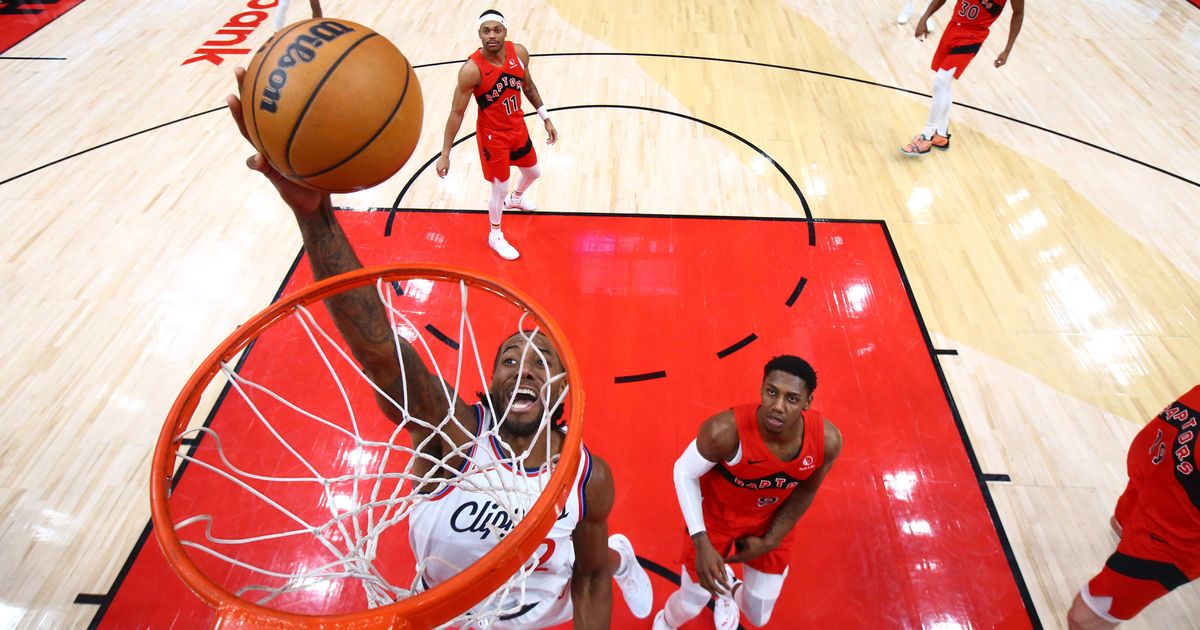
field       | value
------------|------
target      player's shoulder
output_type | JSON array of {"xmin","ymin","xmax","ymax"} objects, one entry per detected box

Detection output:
[
  {"xmin": 697, "ymin": 408, "xmax": 740, "ymax": 461},
  {"xmin": 822, "ymin": 419, "xmax": 843, "ymax": 460},
  {"xmin": 458, "ymin": 57, "xmax": 482, "ymax": 82},
  {"xmin": 579, "ymin": 449, "xmax": 614, "ymax": 522}
]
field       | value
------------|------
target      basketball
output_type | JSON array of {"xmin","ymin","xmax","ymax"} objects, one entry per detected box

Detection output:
[{"xmin": 240, "ymin": 18, "xmax": 423, "ymax": 193}]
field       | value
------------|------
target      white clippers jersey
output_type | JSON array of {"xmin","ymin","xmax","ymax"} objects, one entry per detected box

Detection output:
[{"xmin": 408, "ymin": 404, "xmax": 592, "ymax": 625}]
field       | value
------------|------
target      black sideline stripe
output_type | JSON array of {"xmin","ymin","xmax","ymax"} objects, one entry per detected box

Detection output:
[
  {"xmin": 716, "ymin": 333, "xmax": 758, "ymax": 359},
  {"xmin": 785, "ymin": 277, "xmax": 807, "ymax": 307},
  {"xmin": 934, "ymin": 348, "xmax": 959, "ymax": 356},
  {"xmin": 0, "ymin": 56, "xmax": 66, "ymax": 60},
  {"xmin": 614, "ymin": 370, "xmax": 667, "ymax": 384},
  {"xmin": 74, "ymin": 593, "xmax": 107, "ymax": 605},
  {"xmin": 424, "ymin": 324, "xmax": 460, "ymax": 350},
  {"xmin": 983, "ymin": 473, "xmax": 1012, "ymax": 482}
]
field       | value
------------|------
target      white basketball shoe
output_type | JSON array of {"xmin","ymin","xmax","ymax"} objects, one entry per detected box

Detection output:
[
  {"xmin": 487, "ymin": 230, "xmax": 519, "ymax": 260},
  {"xmin": 609, "ymin": 534, "xmax": 653, "ymax": 618},
  {"xmin": 504, "ymin": 191, "xmax": 537, "ymax": 211}
]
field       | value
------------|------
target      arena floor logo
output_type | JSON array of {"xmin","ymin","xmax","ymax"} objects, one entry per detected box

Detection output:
[
  {"xmin": 0, "ymin": 0, "xmax": 87, "ymax": 55},
  {"xmin": 183, "ymin": 0, "xmax": 282, "ymax": 66}
]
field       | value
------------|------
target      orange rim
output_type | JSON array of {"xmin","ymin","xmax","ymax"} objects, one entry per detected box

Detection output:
[{"xmin": 150, "ymin": 264, "xmax": 584, "ymax": 629}]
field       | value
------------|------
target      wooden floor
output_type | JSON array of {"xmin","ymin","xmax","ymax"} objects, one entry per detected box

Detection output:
[{"xmin": 1, "ymin": 0, "xmax": 1198, "ymax": 628}]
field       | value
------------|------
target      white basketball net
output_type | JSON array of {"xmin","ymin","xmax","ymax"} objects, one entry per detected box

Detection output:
[{"xmin": 168, "ymin": 276, "xmax": 572, "ymax": 628}]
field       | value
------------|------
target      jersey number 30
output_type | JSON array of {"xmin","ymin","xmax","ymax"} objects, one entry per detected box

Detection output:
[{"xmin": 958, "ymin": 0, "xmax": 981, "ymax": 19}]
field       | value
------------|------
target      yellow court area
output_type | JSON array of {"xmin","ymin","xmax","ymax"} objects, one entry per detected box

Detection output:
[{"xmin": 0, "ymin": 0, "xmax": 1198, "ymax": 628}]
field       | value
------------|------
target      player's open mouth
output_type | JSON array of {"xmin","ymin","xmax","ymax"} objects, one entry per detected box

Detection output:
[
  {"xmin": 765, "ymin": 414, "xmax": 785, "ymax": 429},
  {"xmin": 509, "ymin": 387, "xmax": 539, "ymax": 413}
]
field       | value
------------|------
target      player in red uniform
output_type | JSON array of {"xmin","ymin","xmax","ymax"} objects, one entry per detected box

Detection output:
[
  {"xmin": 1068, "ymin": 386, "xmax": 1200, "ymax": 629},
  {"xmin": 652, "ymin": 356, "xmax": 842, "ymax": 630},
  {"xmin": 435, "ymin": 10, "xmax": 558, "ymax": 260},
  {"xmin": 900, "ymin": 0, "xmax": 1024, "ymax": 156}
]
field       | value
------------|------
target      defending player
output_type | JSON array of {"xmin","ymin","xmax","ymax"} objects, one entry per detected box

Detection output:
[
  {"xmin": 226, "ymin": 70, "xmax": 650, "ymax": 628},
  {"xmin": 900, "ymin": 0, "xmax": 1024, "ymax": 156},
  {"xmin": 1067, "ymin": 386, "xmax": 1200, "ymax": 629},
  {"xmin": 653, "ymin": 356, "xmax": 842, "ymax": 630},
  {"xmin": 435, "ymin": 9, "xmax": 558, "ymax": 261}
]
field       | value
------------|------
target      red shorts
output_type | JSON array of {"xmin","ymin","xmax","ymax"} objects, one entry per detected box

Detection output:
[
  {"xmin": 475, "ymin": 123, "xmax": 537, "ymax": 183},
  {"xmin": 1083, "ymin": 482, "xmax": 1200, "ymax": 621},
  {"xmin": 679, "ymin": 524, "xmax": 796, "ymax": 579},
  {"xmin": 931, "ymin": 26, "xmax": 987, "ymax": 79}
]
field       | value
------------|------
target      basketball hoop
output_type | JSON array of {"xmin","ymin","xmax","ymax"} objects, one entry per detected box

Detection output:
[{"xmin": 150, "ymin": 264, "xmax": 584, "ymax": 629}]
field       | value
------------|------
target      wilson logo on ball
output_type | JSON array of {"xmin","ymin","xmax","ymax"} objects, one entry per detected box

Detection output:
[{"xmin": 258, "ymin": 20, "xmax": 356, "ymax": 114}]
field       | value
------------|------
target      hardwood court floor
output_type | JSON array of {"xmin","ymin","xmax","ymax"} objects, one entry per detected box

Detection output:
[{"xmin": 0, "ymin": 0, "xmax": 1197, "ymax": 628}]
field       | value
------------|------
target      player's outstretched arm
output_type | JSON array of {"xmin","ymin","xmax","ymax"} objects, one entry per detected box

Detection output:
[
  {"xmin": 514, "ymin": 44, "xmax": 557, "ymax": 145},
  {"xmin": 915, "ymin": 0, "xmax": 948, "ymax": 40},
  {"xmin": 436, "ymin": 62, "xmax": 480, "ymax": 177},
  {"xmin": 675, "ymin": 411, "xmax": 739, "ymax": 596},
  {"xmin": 994, "ymin": 0, "xmax": 1024, "ymax": 67},
  {"xmin": 571, "ymin": 455, "xmax": 615, "ymax": 629},
  {"xmin": 728, "ymin": 420, "xmax": 842, "ymax": 563},
  {"xmin": 228, "ymin": 69, "xmax": 472, "ymax": 443}
]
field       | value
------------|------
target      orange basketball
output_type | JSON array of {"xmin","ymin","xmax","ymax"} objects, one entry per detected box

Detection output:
[{"xmin": 240, "ymin": 19, "xmax": 423, "ymax": 193}]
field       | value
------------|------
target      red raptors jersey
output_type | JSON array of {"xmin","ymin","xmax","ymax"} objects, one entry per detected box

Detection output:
[
  {"xmin": 469, "ymin": 41, "xmax": 525, "ymax": 133},
  {"xmin": 947, "ymin": 0, "xmax": 1007, "ymax": 32},
  {"xmin": 700, "ymin": 403, "xmax": 825, "ymax": 533},
  {"xmin": 1129, "ymin": 386, "xmax": 1200, "ymax": 547}
]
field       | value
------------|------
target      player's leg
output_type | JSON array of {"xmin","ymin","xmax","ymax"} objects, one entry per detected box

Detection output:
[
  {"xmin": 607, "ymin": 534, "xmax": 652, "ymax": 619},
  {"xmin": 652, "ymin": 566, "xmax": 713, "ymax": 630},
  {"xmin": 477, "ymin": 134, "xmax": 520, "ymax": 260},
  {"xmin": 1067, "ymin": 590, "xmax": 1118, "ymax": 630},
  {"xmin": 927, "ymin": 67, "xmax": 955, "ymax": 147},
  {"xmin": 505, "ymin": 131, "xmax": 540, "ymax": 211}
]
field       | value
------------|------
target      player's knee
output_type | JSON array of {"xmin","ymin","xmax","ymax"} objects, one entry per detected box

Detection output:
[
  {"xmin": 1067, "ymin": 592, "xmax": 1115, "ymax": 630},
  {"xmin": 738, "ymin": 581, "xmax": 779, "ymax": 627},
  {"xmin": 519, "ymin": 164, "xmax": 541, "ymax": 180}
]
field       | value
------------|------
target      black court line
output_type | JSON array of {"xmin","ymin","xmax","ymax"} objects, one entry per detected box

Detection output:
[
  {"xmin": 934, "ymin": 348, "xmax": 959, "ymax": 356},
  {"xmin": 0, "ymin": 105, "xmax": 227, "ymax": 186},
  {"xmin": 179, "ymin": 436, "xmax": 201, "ymax": 447},
  {"xmin": 386, "ymin": 104, "xmax": 816, "ymax": 246},
  {"xmin": 716, "ymin": 333, "xmax": 758, "ymax": 359},
  {"xmin": 73, "ymin": 593, "xmax": 106, "ymax": 606},
  {"xmin": 528, "ymin": 52, "xmax": 1200, "ymax": 190},
  {"xmin": 614, "ymin": 370, "xmax": 668, "ymax": 384},
  {"xmin": 6, "ymin": 53, "xmax": 1195, "ymax": 192},
  {"xmin": 880, "ymin": 221, "xmax": 1042, "ymax": 628},
  {"xmin": 984, "ymin": 473, "xmax": 1013, "ymax": 483},
  {"xmin": 639, "ymin": 556, "xmax": 747, "ymax": 630},
  {"xmin": 390, "ymin": 280, "xmax": 404, "ymax": 296},
  {"xmin": 424, "ymin": 323, "xmax": 460, "ymax": 351},
  {"xmin": 785, "ymin": 277, "xmax": 808, "ymax": 307},
  {"xmin": 88, "ymin": 250, "xmax": 306, "ymax": 630},
  {"xmin": 0, "ymin": 55, "xmax": 66, "ymax": 60}
]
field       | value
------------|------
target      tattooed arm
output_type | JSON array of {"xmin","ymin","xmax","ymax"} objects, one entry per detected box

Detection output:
[{"xmin": 226, "ymin": 69, "xmax": 476, "ymax": 461}]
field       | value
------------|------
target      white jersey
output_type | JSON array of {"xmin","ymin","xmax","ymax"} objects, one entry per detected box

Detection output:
[{"xmin": 408, "ymin": 404, "xmax": 593, "ymax": 628}]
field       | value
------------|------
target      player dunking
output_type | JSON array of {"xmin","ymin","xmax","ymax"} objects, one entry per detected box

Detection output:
[
  {"xmin": 226, "ymin": 68, "xmax": 650, "ymax": 628},
  {"xmin": 900, "ymin": 0, "xmax": 1024, "ymax": 156},
  {"xmin": 435, "ymin": 10, "xmax": 558, "ymax": 261},
  {"xmin": 653, "ymin": 356, "xmax": 842, "ymax": 630},
  {"xmin": 1068, "ymin": 386, "xmax": 1200, "ymax": 629}
]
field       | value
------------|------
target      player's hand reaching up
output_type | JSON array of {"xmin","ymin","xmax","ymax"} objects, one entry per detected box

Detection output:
[
  {"xmin": 228, "ymin": 67, "xmax": 326, "ymax": 217},
  {"xmin": 691, "ymin": 533, "xmax": 732, "ymax": 596}
]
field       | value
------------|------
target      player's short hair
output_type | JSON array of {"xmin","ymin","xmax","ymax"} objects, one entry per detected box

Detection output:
[{"xmin": 763, "ymin": 355, "xmax": 817, "ymax": 393}]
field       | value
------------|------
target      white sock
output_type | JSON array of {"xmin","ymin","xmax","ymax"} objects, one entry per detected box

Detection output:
[
  {"xmin": 924, "ymin": 68, "xmax": 955, "ymax": 138},
  {"xmin": 488, "ymin": 178, "xmax": 507, "ymax": 227}
]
